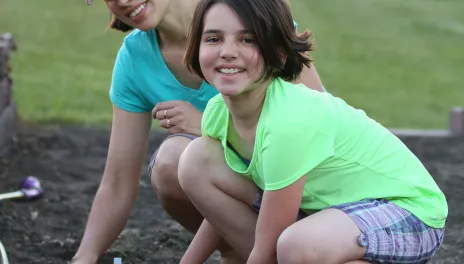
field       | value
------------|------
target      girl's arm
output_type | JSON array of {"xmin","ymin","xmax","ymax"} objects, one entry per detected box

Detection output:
[
  {"xmin": 180, "ymin": 220, "xmax": 221, "ymax": 264},
  {"xmin": 247, "ymin": 176, "xmax": 306, "ymax": 264}
]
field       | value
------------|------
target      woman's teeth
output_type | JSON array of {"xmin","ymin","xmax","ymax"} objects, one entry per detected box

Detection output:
[
  {"xmin": 218, "ymin": 68, "xmax": 243, "ymax": 74},
  {"xmin": 130, "ymin": 3, "xmax": 146, "ymax": 18}
]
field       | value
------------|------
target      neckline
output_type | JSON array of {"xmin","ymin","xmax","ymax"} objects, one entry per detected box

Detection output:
[
  {"xmin": 152, "ymin": 29, "xmax": 209, "ymax": 94},
  {"xmin": 223, "ymin": 79, "xmax": 275, "ymax": 174}
]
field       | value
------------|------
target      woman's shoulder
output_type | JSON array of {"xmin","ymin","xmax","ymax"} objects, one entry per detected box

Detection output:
[
  {"xmin": 119, "ymin": 28, "xmax": 158, "ymax": 55},
  {"xmin": 113, "ymin": 28, "xmax": 163, "ymax": 76}
]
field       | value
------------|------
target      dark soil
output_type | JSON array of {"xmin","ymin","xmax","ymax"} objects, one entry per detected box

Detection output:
[{"xmin": 0, "ymin": 125, "xmax": 463, "ymax": 264}]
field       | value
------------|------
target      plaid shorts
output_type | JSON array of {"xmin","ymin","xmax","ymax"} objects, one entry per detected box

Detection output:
[
  {"xmin": 147, "ymin": 133, "xmax": 198, "ymax": 181},
  {"xmin": 251, "ymin": 188, "xmax": 445, "ymax": 264}
]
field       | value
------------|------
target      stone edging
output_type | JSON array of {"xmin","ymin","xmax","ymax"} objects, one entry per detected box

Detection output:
[{"xmin": 0, "ymin": 32, "xmax": 18, "ymax": 156}]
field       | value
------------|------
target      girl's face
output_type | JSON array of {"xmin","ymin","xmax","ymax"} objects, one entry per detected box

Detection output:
[
  {"xmin": 104, "ymin": 0, "xmax": 170, "ymax": 31},
  {"xmin": 199, "ymin": 3, "xmax": 265, "ymax": 97}
]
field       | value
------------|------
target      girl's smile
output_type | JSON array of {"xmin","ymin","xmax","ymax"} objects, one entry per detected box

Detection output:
[{"xmin": 199, "ymin": 3, "xmax": 265, "ymax": 97}]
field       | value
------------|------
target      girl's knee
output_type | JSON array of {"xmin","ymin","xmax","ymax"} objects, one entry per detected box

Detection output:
[
  {"xmin": 277, "ymin": 225, "xmax": 333, "ymax": 264},
  {"xmin": 178, "ymin": 137, "xmax": 223, "ymax": 191},
  {"xmin": 181, "ymin": 136, "xmax": 223, "ymax": 162},
  {"xmin": 277, "ymin": 228, "xmax": 314, "ymax": 264}
]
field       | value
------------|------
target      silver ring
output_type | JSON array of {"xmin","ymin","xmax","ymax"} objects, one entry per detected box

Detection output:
[
  {"xmin": 164, "ymin": 110, "xmax": 168, "ymax": 119},
  {"xmin": 166, "ymin": 119, "xmax": 171, "ymax": 128}
]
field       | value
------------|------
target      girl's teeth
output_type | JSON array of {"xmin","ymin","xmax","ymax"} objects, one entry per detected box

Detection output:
[
  {"xmin": 220, "ymin": 69, "xmax": 241, "ymax": 74},
  {"xmin": 130, "ymin": 4, "xmax": 145, "ymax": 17}
]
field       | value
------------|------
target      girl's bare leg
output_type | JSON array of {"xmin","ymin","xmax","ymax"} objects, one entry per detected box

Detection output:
[
  {"xmin": 178, "ymin": 137, "xmax": 259, "ymax": 260},
  {"xmin": 151, "ymin": 136, "xmax": 241, "ymax": 263},
  {"xmin": 276, "ymin": 208, "xmax": 366, "ymax": 264},
  {"xmin": 178, "ymin": 137, "xmax": 371, "ymax": 264}
]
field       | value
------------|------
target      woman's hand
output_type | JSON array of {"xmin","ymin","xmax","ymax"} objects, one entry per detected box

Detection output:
[
  {"xmin": 152, "ymin": 100, "xmax": 203, "ymax": 136},
  {"xmin": 70, "ymin": 255, "xmax": 98, "ymax": 264}
]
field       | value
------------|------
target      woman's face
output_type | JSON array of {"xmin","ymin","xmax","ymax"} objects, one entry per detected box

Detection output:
[
  {"xmin": 198, "ymin": 3, "xmax": 265, "ymax": 97},
  {"xmin": 105, "ymin": 0, "xmax": 170, "ymax": 31}
]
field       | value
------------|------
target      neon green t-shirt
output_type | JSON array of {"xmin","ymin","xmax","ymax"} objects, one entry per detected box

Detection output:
[{"xmin": 201, "ymin": 78, "xmax": 448, "ymax": 228}]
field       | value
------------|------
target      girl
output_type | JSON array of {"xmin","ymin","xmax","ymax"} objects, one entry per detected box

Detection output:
[
  {"xmin": 179, "ymin": 0, "xmax": 448, "ymax": 263},
  {"xmin": 72, "ymin": 0, "xmax": 325, "ymax": 263}
]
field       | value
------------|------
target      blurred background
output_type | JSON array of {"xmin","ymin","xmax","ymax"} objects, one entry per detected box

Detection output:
[
  {"xmin": 0, "ymin": 1, "xmax": 463, "ymax": 263},
  {"xmin": 0, "ymin": 0, "xmax": 463, "ymax": 128}
]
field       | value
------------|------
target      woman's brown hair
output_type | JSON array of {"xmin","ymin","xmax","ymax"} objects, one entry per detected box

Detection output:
[
  {"xmin": 184, "ymin": 0, "xmax": 314, "ymax": 82},
  {"xmin": 108, "ymin": 14, "xmax": 134, "ymax": 32}
]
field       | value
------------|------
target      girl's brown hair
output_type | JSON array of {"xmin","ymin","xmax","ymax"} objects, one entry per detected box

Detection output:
[{"xmin": 184, "ymin": 0, "xmax": 314, "ymax": 82}]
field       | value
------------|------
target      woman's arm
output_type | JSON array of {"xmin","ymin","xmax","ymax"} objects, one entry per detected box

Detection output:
[
  {"xmin": 295, "ymin": 63, "xmax": 325, "ymax": 92},
  {"xmin": 247, "ymin": 176, "xmax": 306, "ymax": 264},
  {"xmin": 285, "ymin": 0, "xmax": 325, "ymax": 92},
  {"xmin": 72, "ymin": 106, "xmax": 152, "ymax": 264}
]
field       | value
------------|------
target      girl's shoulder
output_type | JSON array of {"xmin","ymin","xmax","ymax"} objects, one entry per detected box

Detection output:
[
  {"xmin": 268, "ymin": 78, "xmax": 332, "ymax": 112},
  {"xmin": 264, "ymin": 78, "xmax": 337, "ymax": 129}
]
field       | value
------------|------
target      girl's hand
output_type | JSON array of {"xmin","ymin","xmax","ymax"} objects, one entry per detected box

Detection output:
[
  {"xmin": 152, "ymin": 101, "xmax": 203, "ymax": 136},
  {"xmin": 246, "ymin": 249, "xmax": 276, "ymax": 264}
]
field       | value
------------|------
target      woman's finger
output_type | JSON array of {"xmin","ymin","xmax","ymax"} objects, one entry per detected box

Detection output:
[
  {"xmin": 159, "ymin": 115, "xmax": 182, "ymax": 129},
  {"xmin": 153, "ymin": 101, "xmax": 182, "ymax": 113},
  {"xmin": 155, "ymin": 107, "xmax": 179, "ymax": 120}
]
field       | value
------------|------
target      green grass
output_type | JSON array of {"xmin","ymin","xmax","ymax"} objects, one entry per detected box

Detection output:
[
  {"xmin": 1, "ymin": 0, "xmax": 463, "ymax": 128},
  {"xmin": 291, "ymin": 0, "xmax": 464, "ymax": 129},
  {"xmin": 0, "ymin": 0, "xmax": 124, "ymax": 126}
]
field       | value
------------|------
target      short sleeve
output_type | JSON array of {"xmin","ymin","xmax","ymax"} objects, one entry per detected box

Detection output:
[
  {"xmin": 261, "ymin": 124, "xmax": 334, "ymax": 191},
  {"xmin": 109, "ymin": 43, "xmax": 150, "ymax": 113},
  {"xmin": 201, "ymin": 95, "xmax": 227, "ymax": 137},
  {"xmin": 201, "ymin": 99, "xmax": 213, "ymax": 136}
]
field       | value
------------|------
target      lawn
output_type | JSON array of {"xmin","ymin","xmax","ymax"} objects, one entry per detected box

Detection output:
[{"xmin": 0, "ymin": 0, "xmax": 463, "ymax": 128}]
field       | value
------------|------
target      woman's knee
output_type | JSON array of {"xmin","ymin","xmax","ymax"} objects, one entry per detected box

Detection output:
[
  {"xmin": 151, "ymin": 136, "xmax": 192, "ymax": 199},
  {"xmin": 178, "ymin": 136, "xmax": 223, "ymax": 191}
]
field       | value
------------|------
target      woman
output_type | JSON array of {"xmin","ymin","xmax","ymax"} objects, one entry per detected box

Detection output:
[
  {"xmin": 178, "ymin": 0, "xmax": 447, "ymax": 263},
  {"xmin": 71, "ymin": 0, "xmax": 325, "ymax": 263}
]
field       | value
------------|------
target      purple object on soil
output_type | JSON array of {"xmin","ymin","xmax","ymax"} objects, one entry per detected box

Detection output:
[{"xmin": 20, "ymin": 176, "xmax": 43, "ymax": 200}]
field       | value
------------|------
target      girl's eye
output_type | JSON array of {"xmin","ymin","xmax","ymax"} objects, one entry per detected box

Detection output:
[
  {"xmin": 241, "ymin": 37, "xmax": 255, "ymax": 44},
  {"xmin": 205, "ymin": 37, "xmax": 221, "ymax": 43}
]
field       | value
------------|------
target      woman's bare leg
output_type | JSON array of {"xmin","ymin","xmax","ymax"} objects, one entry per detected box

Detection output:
[{"xmin": 151, "ymin": 136, "xmax": 203, "ymax": 232}]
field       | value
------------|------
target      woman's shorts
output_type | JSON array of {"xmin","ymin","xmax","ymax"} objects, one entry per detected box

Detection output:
[
  {"xmin": 251, "ymin": 187, "xmax": 445, "ymax": 264},
  {"xmin": 147, "ymin": 133, "xmax": 198, "ymax": 181}
]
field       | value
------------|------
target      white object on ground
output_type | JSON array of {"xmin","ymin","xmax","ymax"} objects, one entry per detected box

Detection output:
[{"xmin": 0, "ymin": 239, "xmax": 9, "ymax": 264}]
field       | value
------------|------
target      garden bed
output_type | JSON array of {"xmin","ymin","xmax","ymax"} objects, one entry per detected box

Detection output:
[{"xmin": 0, "ymin": 125, "xmax": 463, "ymax": 263}]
